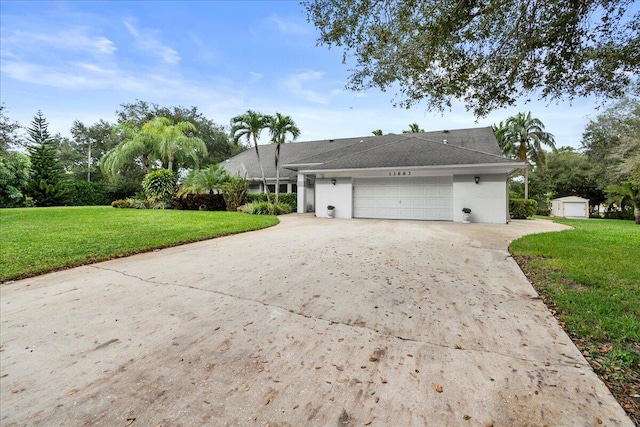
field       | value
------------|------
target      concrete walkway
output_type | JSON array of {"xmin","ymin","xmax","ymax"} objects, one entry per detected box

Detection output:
[{"xmin": 0, "ymin": 215, "xmax": 633, "ymax": 426}]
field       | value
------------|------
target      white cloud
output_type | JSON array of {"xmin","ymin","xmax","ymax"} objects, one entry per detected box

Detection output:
[
  {"xmin": 187, "ymin": 32, "xmax": 218, "ymax": 62},
  {"xmin": 71, "ymin": 62, "xmax": 116, "ymax": 75},
  {"xmin": 123, "ymin": 19, "xmax": 180, "ymax": 65},
  {"xmin": 249, "ymin": 72, "xmax": 263, "ymax": 84},
  {"xmin": 281, "ymin": 71, "xmax": 334, "ymax": 104},
  {"xmin": 268, "ymin": 14, "xmax": 309, "ymax": 35},
  {"xmin": 1, "ymin": 27, "xmax": 116, "ymax": 56}
]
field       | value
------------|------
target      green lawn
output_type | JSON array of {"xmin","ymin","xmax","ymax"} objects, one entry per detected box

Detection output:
[
  {"xmin": 0, "ymin": 206, "xmax": 279, "ymax": 282},
  {"xmin": 510, "ymin": 218, "xmax": 639, "ymax": 421}
]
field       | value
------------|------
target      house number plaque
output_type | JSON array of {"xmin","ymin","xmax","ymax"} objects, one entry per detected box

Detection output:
[{"xmin": 388, "ymin": 171, "xmax": 411, "ymax": 176}]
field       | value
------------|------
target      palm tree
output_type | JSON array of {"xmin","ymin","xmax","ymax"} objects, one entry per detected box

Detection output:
[
  {"xmin": 141, "ymin": 117, "xmax": 207, "ymax": 172},
  {"xmin": 491, "ymin": 121, "xmax": 516, "ymax": 158},
  {"xmin": 501, "ymin": 112, "xmax": 556, "ymax": 199},
  {"xmin": 266, "ymin": 113, "xmax": 301, "ymax": 203},
  {"xmin": 178, "ymin": 164, "xmax": 230, "ymax": 197},
  {"xmin": 231, "ymin": 110, "xmax": 271, "ymax": 204},
  {"xmin": 101, "ymin": 122, "xmax": 154, "ymax": 178},
  {"xmin": 101, "ymin": 117, "xmax": 207, "ymax": 177},
  {"xmin": 606, "ymin": 182, "xmax": 640, "ymax": 224},
  {"xmin": 402, "ymin": 123, "xmax": 423, "ymax": 133},
  {"xmin": 372, "ymin": 129, "xmax": 383, "ymax": 136}
]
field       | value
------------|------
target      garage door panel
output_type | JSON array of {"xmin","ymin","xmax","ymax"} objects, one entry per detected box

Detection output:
[
  {"xmin": 564, "ymin": 202, "xmax": 585, "ymax": 217},
  {"xmin": 354, "ymin": 177, "xmax": 452, "ymax": 221}
]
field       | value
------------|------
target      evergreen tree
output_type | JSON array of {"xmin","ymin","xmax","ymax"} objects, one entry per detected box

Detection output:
[{"xmin": 26, "ymin": 111, "xmax": 67, "ymax": 206}]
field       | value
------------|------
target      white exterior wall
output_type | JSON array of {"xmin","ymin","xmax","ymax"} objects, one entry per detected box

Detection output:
[
  {"xmin": 315, "ymin": 178, "xmax": 353, "ymax": 218},
  {"xmin": 550, "ymin": 197, "xmax": 589, "ymax": 218},
  {"xmin": 297, "ymin": 174, "xmax": 305, "ymax": 213},
  {"xmin": 550, "ymin": 201, "xmax": 563, "ymax": 217},
  {"xmin": 452, "ymin": 174, "xmax": 508, "ymax": 223}
]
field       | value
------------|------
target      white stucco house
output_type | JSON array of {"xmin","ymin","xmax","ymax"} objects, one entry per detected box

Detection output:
[
  {"xmin": 223, "ymin": 127, "xmax": 524, "ymax": 223},
  {"xmin": 550, "ymin": 196, "xmax": 590, "ymax": 218}
]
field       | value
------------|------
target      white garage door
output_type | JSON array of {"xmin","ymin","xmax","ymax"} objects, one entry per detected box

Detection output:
[
  {"xmin": 353, "ymin": 176, "xmax": 452, "ymax": 220},
  {"xmin": 564, "ymin": 202, "xmax": 586, "ymax": 217}
]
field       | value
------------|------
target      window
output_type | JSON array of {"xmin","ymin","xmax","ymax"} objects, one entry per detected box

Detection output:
[
  {"xmin": 267, "ymin": 184, "xmax": 276, "ymax": 193},
  {"xmin": 279, "ymin": 184, "xmax": 288, "ymax": 194},
  {"xmin": 291, "ymin": 184, "xmax": 297, "ymax": 193}
]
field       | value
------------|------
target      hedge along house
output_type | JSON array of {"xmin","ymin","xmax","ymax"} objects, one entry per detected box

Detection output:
[{"xmin": 223, "ymin": 127, "xmax": 524, "ymax": 223}]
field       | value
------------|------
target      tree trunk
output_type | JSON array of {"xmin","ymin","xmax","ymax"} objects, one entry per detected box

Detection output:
[
  {"xmin": 275, "ymin": 143, "xmax": 281, "ymax": 204},
  {"xmin": 87, "ymin": 143, "xmax": 92, "ymax": 182},
  {"xmin": 635, "ymin": 208, "xmax": 640, "ymax": 225},
  {"xmin": 524, "ymin": 164, "xmax": 529, "ymax": 200},
  {"xmin": 254, "ymin": 136, "xmax": 272, "ymax": 204}
]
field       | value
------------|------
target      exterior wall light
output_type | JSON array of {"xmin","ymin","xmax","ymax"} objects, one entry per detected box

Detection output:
[
  {"xmin": 474, "ymin": 176, "xmax": 480, "ymax": 184},
  {"xmin": 331, "ymin": 179, "xmax": 336, "ymax": 185}
]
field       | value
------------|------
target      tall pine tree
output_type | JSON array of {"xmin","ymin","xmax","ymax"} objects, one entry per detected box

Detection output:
[{"xmin": 26, "ymin": 111, "xmax": 67, "ymax": 206}]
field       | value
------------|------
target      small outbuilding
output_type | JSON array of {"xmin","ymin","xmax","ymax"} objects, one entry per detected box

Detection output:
[{"xmin": 550, "ymin": 196, "xmax": 590, "ymax": 218}]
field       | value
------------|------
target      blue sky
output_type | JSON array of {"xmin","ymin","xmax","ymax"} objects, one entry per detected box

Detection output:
[{"xmin": 0, "ymin": 0, "xmax": 610, "ymax": 148}]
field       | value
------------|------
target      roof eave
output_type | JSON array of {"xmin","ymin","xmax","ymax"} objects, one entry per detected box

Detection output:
[{"xmin": 299, "ymin": 162, "xmax": 526, "ymax": 174}]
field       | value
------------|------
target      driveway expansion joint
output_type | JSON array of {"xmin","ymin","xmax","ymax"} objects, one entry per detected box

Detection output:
[{"xmin": 90, "ymin": 265, "xmax": 553, "ymax": 365}]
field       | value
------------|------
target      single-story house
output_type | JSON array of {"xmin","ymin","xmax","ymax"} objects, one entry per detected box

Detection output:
[
  {"xmin": 550, "ymin": 196, "xmax": 590, "ymax": 218},
  {"xmin": 223, "ymin": 127, "xmax": 524, "ymax": 223}
]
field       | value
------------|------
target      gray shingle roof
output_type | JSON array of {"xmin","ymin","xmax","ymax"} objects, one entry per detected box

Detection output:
[{"xmin": 222, "ymin": 127, "xmax": 517, "ymax": 179}]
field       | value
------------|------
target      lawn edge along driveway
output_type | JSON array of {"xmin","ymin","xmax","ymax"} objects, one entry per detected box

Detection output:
[{"xmin": 0, "ymin": 206, "xmax": 279, "ymax": 282}]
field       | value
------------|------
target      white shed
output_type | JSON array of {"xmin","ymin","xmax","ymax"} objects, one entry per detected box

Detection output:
[{"xmin": 550, "ymin": 196, "xmax": 589, "ymax": 218}]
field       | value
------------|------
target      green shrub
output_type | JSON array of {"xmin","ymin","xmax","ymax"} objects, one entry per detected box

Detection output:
[
  {"xmin": 239, "ymin": 201, "xmax": 292, "ymax": 215},
  {"xmin": 509, "ymin": 198, "xmax": 537, "ymax": 219},
  {"xmin": 603, "ymin": 208, "xmax": 635, "ymax": 220},
  {"xmin": 246, "ymin": 192, "xmax": 297, "ymax": 211},
  {"xmin": 221, "ymin": 176, "xmax": 249, "ymax": 212},
  {"xmin": 172, "ymin": 193, "xmax": 226, "ymax": 211},
  {"xmin": 246, "ymin": 193, "xmax": 267, "ymax": 203},
  {"xmin": 142, "ymin": 169, "xmax": 177, "ymax": 203},
  {"xmin": 278, "ymin": 193, "xmax": 297, "ymax": 211},
  {"xmin": 65, "ymin": 181, "xmax": 111, "ymax": 206},
  {"xmin": 111, "ymin": 198, "xmax": 167, "ymax": 209},
  {"xmin": 111, "ymin": 199, "xmax": 132, "ymax": 208},
  {"xmin": 536, "ymin": 206, "xmax": 551, "ymax": 216}
]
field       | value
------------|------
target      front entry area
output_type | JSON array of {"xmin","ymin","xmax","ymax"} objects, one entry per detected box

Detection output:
[{"xmin": 353, "ymin": 176, "xmax": 453, "ymax": 221}]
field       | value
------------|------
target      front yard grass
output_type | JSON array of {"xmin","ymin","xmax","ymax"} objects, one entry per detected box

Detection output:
[
  {"xmin": 0, "ymin": 206, "xmax": 279, "ymax": 282},
  {"xmin": 510, "ymin": 218, "xmax": 639, "ymax": 422}
]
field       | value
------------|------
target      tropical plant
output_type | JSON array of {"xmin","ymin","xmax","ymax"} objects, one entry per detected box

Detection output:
[
  {"xmin": 142, "ymin": 117, "xmax": 207, "ymax": 172},
  {"xmin": 498, "ymin": 112, "xmax": 556, "ymax": 199},
  {"xmin": 606, "ymin": 183, "xmax": 640, "ymax": 224},
  {"xmin": 492, "ymin": 121, "xmax": 516, "ymax": 158},
  {"xmin": 266, "ymin": 113, "xmax": 301, "ymax": 203},
  {"xmin": 239, "ymin": 201, "xmax": 292, "ymax": 215},
  {"xmin": 101, "ymin": 122, "xmax": 153, "ymax": 177},
  {"xmin": 231, "ymin": 110, "xmax": 271, "ymax": 204},
  {"xmin": 116, "ymin": 100, "xmax": 241, "ymax": 166},
  {"xmin": 402, "ymin": 123, "xmax": 424, "ymax": 133},
  {"xmin": 25, "ymin": 111, "xmax": 68, "ymax": 206},
  {"xmin": 141, "ymin": 168, "xmax": 177, "ymax": 204},
  {"xmin": 177, "ymin": 164, "xmax": 229, "ymax": 198},
  {"xmin": 101, "ymin": 117, "xmax": 207, "ymax": 178},
  {"xmin": 221, "ymin": 175, "xmax": 249, "ymax": 212},
  {"xmin": 372, "ymin": 129, "xmax": 383, "ymax": 136}
]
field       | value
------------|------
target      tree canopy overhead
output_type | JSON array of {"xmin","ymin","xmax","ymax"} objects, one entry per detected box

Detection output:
[{"xmin": 303, "ymin": 0, "xmax": 640, "ymax": 116}]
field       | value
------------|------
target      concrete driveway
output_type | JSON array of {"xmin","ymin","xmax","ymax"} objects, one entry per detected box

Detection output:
[{"xmin": 1, "ymin": 215, "xmax": 633, "ymax": 426}]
